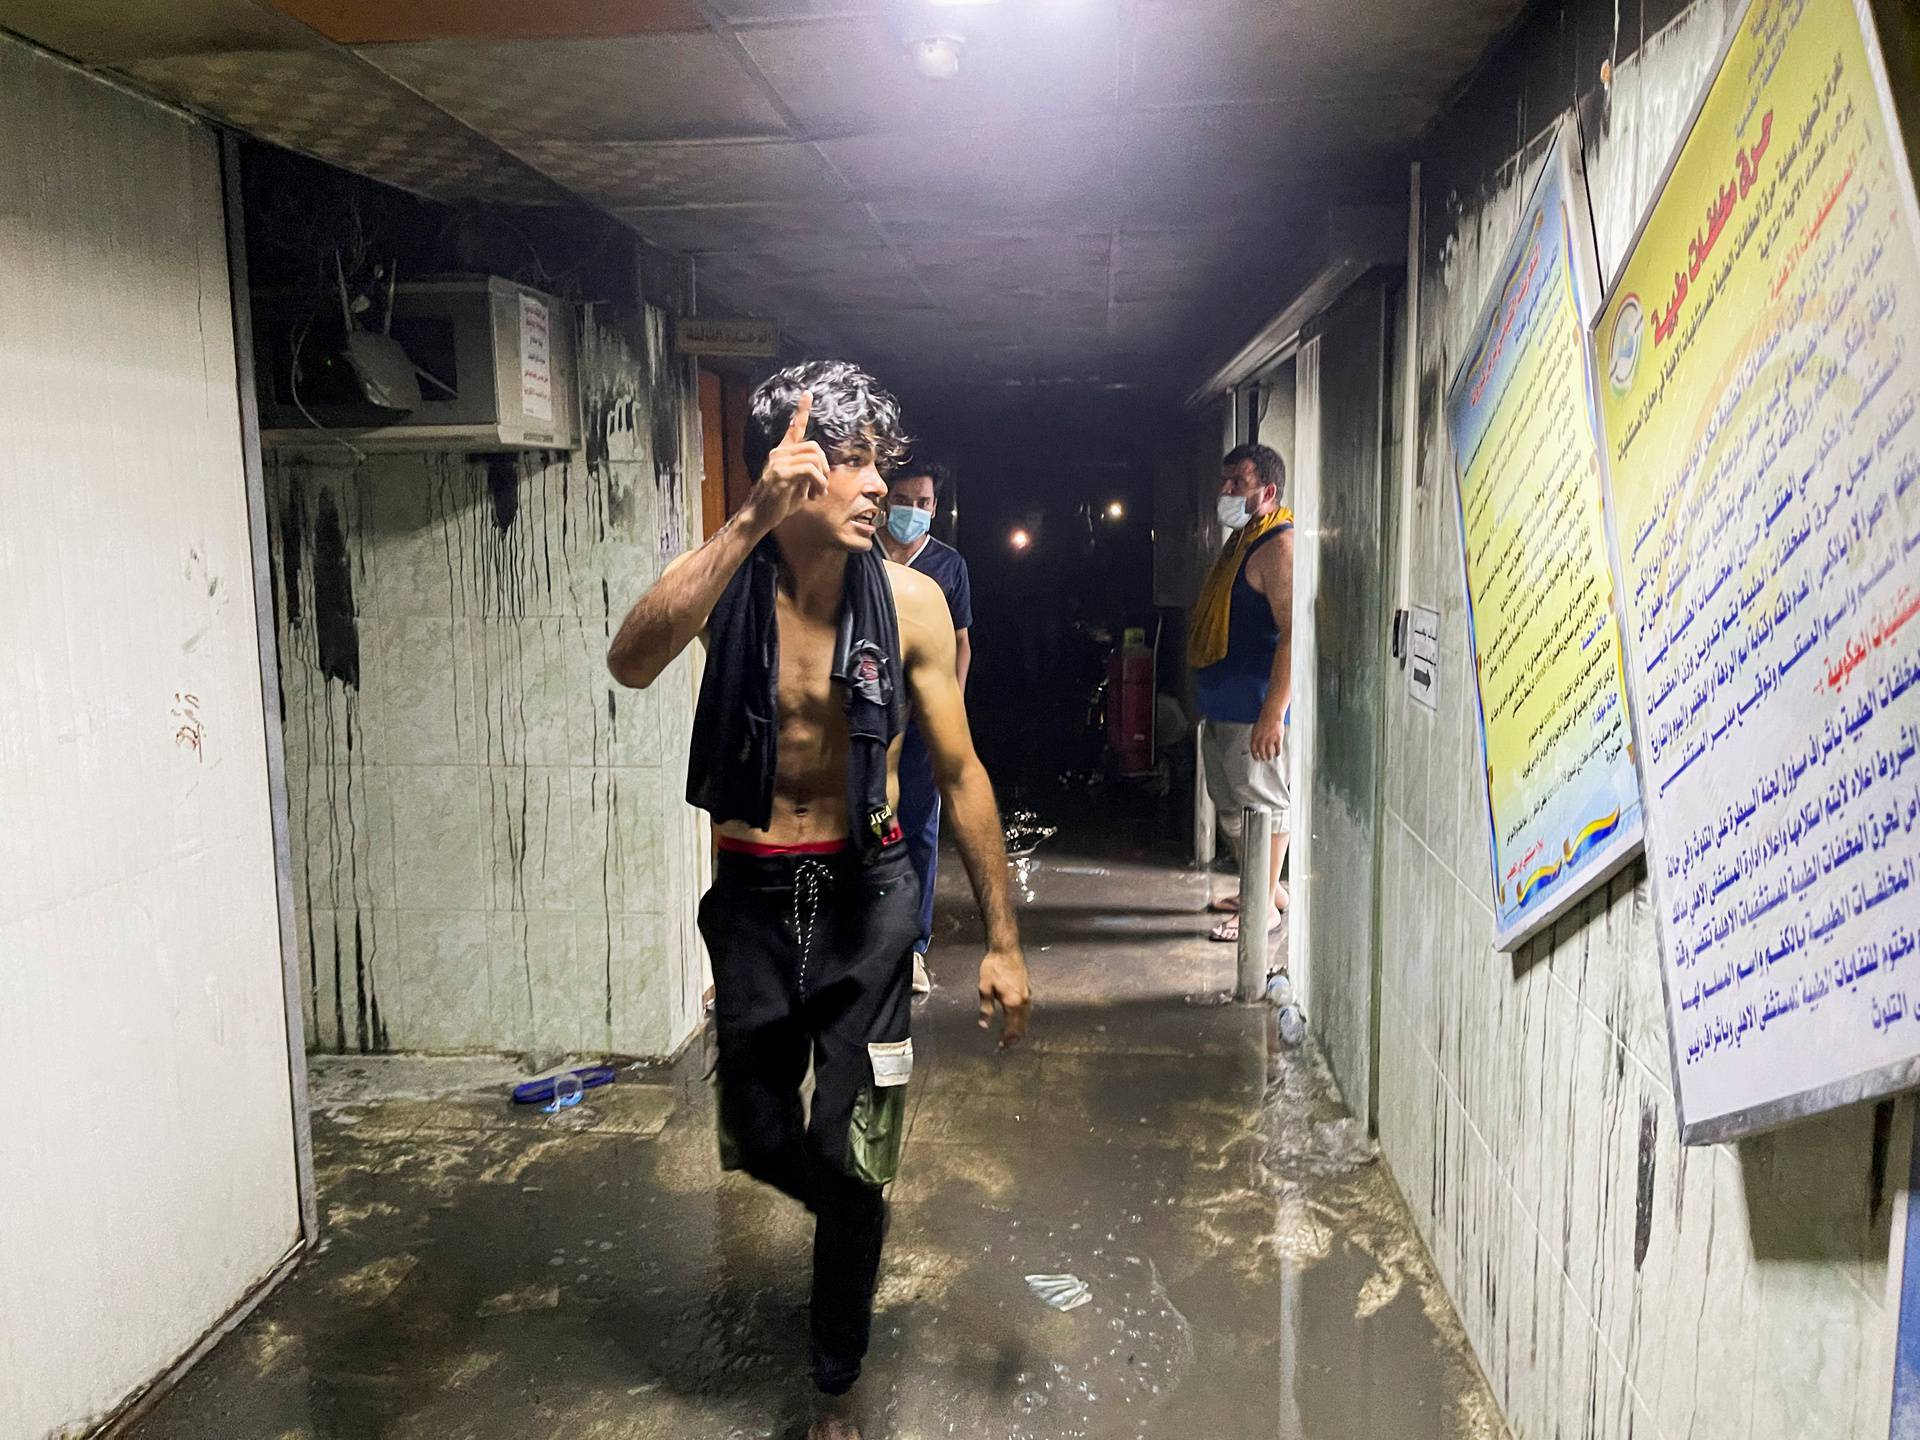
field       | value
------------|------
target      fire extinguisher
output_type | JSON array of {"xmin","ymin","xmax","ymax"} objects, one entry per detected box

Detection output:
[{"xmin": 1106, "ymin": 626, "xmax": 1155, "ymax": 776}]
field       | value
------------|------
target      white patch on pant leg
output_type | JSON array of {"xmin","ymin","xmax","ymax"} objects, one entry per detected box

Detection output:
[{"xmin": 868, "ymin": 1039, "xmax": 913, "ymax": 1087}]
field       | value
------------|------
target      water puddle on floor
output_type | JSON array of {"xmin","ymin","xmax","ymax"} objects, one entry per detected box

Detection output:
[{"xmin": 125, "ymin": 845, "xmax": 1508, "ymax": 1440}]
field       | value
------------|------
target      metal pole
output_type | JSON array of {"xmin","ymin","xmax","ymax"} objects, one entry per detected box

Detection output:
[
  {"xmin": 1236, "ymin": 804, "xmax": 1272, "ymax": 1001},
  {"xmin": 1193, "ymin": 722, "xmax": 1216, "ymax": 868}
]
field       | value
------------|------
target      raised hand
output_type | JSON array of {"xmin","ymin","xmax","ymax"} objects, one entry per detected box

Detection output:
[{"xmin": 744, "ymin": 388, "xmax": 830, "ymax": 533}]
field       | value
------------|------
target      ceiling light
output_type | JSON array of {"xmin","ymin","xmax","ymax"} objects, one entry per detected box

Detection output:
[
  {"xmin": 1010, "ymin": 528, "xmax": 1032, "ymax": 551},
  {"xmin": 1105, "ymin": 501, "xmax": 1125, "ymax": 520},
  {"xmin": 909, "ymin": 33, "xmax": 963, "ymax": 79}
]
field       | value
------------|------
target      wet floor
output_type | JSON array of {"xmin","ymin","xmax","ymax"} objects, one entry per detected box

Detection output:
[{"xmin": 128, "ymin": 828, "xmax": 1508, "ymax": 1440}]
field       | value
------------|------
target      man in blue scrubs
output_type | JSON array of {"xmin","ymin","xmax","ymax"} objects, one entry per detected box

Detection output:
[{"xmin": 879, "ymin": 460, "xmax": 973, "ymax": 995}]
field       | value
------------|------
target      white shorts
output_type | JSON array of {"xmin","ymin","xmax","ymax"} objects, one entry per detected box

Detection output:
[{"xmin": 1201, "ymin": 719, "xmax": 1291, "ymax": 839}]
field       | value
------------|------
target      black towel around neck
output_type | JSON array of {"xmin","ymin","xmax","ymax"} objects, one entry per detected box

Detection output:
[{"xmin": 686, "ymin": 537, "xmax": 907, "ymax": 863}]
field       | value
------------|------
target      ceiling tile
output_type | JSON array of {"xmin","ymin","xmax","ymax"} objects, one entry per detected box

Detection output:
[
  {"xmin": 1108, "ymin": 225, "xmax": 1271, "ymax": 305},
  {"xmin": 880, "ymin": 211, "xmax": 1112, "ymax": 249},
  {"xmin": 900, "ymin": 231, "xmax": 1111, "ymax": 272},
  {"xmin": 693, "ymin": 245, "xmax": 935, "ymax": 318},
  {"xmin": 0, "ymin": 0, "xmax": 310, "ymax": 63},
  {"xmin": 356, "ymin": 35, "xmax": 789, "ymax": 143},
  {"xmin": 736, "ymin": 8, "xmax": 1118, "ymax": 139},
  {"xmin": 616, "ymin": 201, "xmax": 888, "ymax": 253},
  {"xmin": 114, "ymin": 49, "xmax": 566, "ymax": 205},
  {"xmin": 711, "ymin": 0, "xmax": 883, "ymax": 19},
  {"xmin": 274, "ymin": 0, "xmax": 708, "ymax": 43},
  {"xmin": 518, "ymin": 139, "xmax": 845, "ymax": 208},
  {"xmin": 1106, "ymin": 295, "xmax": 1210, "ymax": 343},
  {"xmin": 1114, "ymin": 102, "xmax": 1415, "ymax": 219},
  {"xmin": 934, "ymin": 302, "xmax": 1115, "ymax": 343},
  {"xmin": 1128, "ymin": 0, "xmax": 1521, "ymax": 107},
  {"xmin": 820, "ymin": 116, "xmax": 1118, "ymax": 214},
  {"xmin": 905, "ymin": 234, "xmax": 1112, "ymax": 308},
  {"xmin": 700, "ymin": 242, "xmax": 918, "ymax": 289},
  {"xmin": 872, "ymin": 190, "xmax": 1123, "ymax": 239}
]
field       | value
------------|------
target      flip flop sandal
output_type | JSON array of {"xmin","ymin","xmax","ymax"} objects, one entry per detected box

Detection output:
[{"xmin": 1209, "ymin": 911, "xmax": 1283, "ymax": 943}]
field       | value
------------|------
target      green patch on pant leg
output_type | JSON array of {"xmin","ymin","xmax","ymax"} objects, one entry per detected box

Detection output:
[
  {"xmin": 713, "ymin": 1076, "xmax": 745, "ymax": 1172},
  {"xmin": 848, "ymin": 1082, "xmax": 907, "ymax": 1186}
]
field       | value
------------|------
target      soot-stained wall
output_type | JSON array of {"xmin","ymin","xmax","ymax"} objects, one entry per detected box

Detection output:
[
  {"xmin": 270, "ymin": 303, "xmax": 707, "ymax": 1059},
  {"xmin": 1379, "ymin": 1, "xmax": 1901, "ymax": 1436}
]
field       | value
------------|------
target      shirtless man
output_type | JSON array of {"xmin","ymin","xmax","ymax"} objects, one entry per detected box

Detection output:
[{"xmin": 606, "ymin": 361, "xmax": 1031, "ymax": 1440}]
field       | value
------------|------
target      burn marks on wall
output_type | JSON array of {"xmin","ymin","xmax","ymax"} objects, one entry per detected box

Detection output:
[
  {"xmin": 267, "ymin": 309, "xmax": 698, "ymax": 1058},
  {"xmin": 643, "ymin": 309, "xmax": 687, "ymax": 563},
  {"xmin": 311, "ymin": 488, "xmax": 362, "ymax": 688},
  {"xmin": 1633, "ymin": 1098, "xmax": 1657, "ymax": 1270}
]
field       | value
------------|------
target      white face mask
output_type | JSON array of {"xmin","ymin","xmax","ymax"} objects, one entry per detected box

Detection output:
[{"xmin": 1217, "ymin": 494, "xmax": 1253, "ymax": 531}]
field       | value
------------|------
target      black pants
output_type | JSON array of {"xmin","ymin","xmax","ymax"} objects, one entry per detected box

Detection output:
[{"xmin": 698, "ymin": 842, "xmax": 920, "ymax": 1396}]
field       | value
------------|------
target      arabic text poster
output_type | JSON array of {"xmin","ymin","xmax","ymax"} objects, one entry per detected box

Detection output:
[
  {"xmin": 1445, "ymin": 124, "xmax": 1645, "ymax": 951},
  {"xmin": 1594, "ymin": 0, "xmax": 1920, "ymax": 1139}
]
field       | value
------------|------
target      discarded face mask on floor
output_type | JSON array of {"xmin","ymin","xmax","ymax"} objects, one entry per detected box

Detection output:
[{"xmin": 1024, "ymin": 1272, "xmax": 1093, "ymax": 1311}]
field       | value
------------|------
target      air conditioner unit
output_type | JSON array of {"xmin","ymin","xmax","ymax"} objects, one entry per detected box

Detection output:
[{"xmin": 257, "ymin": 277, "xmax": 580, "ymax": 452}]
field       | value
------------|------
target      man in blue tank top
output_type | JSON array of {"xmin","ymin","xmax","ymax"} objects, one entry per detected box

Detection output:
[
  {"xmin": 1190, "ymin": 444, "xmax": 1293, "ymax": 943},
  {"xmin": 879, "ymin": 460, "xmax": 973, "ymax": 996}
]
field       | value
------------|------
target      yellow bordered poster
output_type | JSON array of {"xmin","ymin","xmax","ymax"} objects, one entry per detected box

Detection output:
[{"xmin": 1444, "ymin": 123, "xmax": 1645, "ymax": 952}]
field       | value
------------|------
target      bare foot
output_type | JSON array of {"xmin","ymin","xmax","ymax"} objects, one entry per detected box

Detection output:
[{"xmin": 810, "ymin": 1389, "xmax": 861, "ymax": 1440}]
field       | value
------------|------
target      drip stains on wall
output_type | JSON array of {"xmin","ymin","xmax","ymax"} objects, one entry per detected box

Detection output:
[
  {"xmin": 267, "ymin": 307, "xmax": 705, "ymax": 1060},
  {"xmin": 1634, "ymin": 1099, "xmax": 1658, "ymax": 1271},
  {"xmin": 485, "ymin": 453, "xmax": 520, "ymax": 532},
  {"xmin": 311, "ymin": 489, "xmax": 360, "ymax": 689}
]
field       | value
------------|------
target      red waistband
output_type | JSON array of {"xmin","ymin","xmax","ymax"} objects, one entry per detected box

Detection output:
[
  {"xmin": 717, "ymin": 835, "xmax": 847, "ymax": 857},
  {"xmin": 716, "ymin": 825, "xmax": 902, "ymax": 858}
]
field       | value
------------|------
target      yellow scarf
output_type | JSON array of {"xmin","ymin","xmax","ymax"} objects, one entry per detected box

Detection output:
[{"xmin": 1190, "ymin": 507, "xmax": 1292, "ymax": 670}]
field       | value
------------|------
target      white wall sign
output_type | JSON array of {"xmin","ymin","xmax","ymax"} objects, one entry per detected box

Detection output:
[{"xmin": 1408, "ymin": 604, "xmax": 1441, "ymax": 710}]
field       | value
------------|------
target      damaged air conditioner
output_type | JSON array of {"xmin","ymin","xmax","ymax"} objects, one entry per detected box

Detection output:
[{"xmin": 256, "ymin": 276, "xmax": 580, "ymax": 453}]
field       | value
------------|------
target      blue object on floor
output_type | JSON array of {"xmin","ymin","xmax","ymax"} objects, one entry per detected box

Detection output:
[{"xmin": 512, "ymin": 1065, "xmax": 617, "ymax": 1106}]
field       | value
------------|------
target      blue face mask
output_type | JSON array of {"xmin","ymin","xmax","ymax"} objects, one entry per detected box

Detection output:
[{"xmin": 887, "ymin": 504, "xmax": 932, "ymax": 544}]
